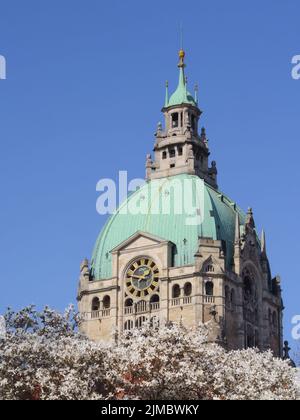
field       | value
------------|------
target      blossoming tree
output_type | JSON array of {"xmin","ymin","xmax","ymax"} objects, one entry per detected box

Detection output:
[{"xmin": 0, "ymin": 306, "xmax": 297, "ymax": 400}]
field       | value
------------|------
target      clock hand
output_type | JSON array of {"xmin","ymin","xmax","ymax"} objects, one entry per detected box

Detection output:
[{"xmin": 132, "ymin": 270, "xmax": 151, "ymax": 280}]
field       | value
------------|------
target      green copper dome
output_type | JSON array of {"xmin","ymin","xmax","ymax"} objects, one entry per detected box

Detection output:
[{"xmin": 91, "ymin": 174, "xmax": 246, "ymax": 280}]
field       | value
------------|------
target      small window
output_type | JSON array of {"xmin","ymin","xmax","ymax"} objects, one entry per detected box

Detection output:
[
  {"xmin": 150, "ymin": 294, "xmax": 160, "ymax": 304},
  {"xmin": 206, "ymin": 265, "xmax": 214, "ymax": 273},
  {"xmin": 103, "ymin": 295, "xmax": 111, "ymax": 309},
  {"xmin": 125, "ymin": 298, "xmax": 133, "ymax": 307},
  {"xmin": 178, "ymin": 146, "xmax": 183, "ymax": 156},
  {"xmin": 170, "ymin": 164, "xmax": 175, "ymax": 169},
  {"xmin": 191, "ymin": 115, "xmax": 196, "ymax": 131},
  {"xmin": 205, "ymin": 281, "xmax": 214, "ymax": 296},
  {"xmin": 172, "ymin": 284, "xmax": 181, "ymax": 299},
  {"xmin": 124, "ymin": 320, "xmax": 134, "ymax": 331},
  {"xmin": 136, "ymin": 316, "xmax": 147, "ymax": 329},
  {"xmin": 169, "ymin": 149, "xmax": 176, "ymax": 158},
  {"xmin": 162, "ymin": 151, "xmax": 167, "ymax": 160},
  {"xmin": 184, "ymin": 282, "xmax": 192, "ymax": 297},
  {"xmin": 172, "ymin": 113, "xmax": 179, "ymax": 128},
  {"xmin": 92, "ymin": 297, "xmax": 100, "ymax": 311}
]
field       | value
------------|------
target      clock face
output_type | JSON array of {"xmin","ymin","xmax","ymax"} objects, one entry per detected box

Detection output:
[{"xmin": 126, "ymin": 258, "xmax": 159, "ymax": 298}]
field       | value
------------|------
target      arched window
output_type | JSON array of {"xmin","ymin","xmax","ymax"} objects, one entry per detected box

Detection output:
[
  {"xmin": 244, "ymin": 275, "xmax": 253, "ymax": 298},
  {"xmin": 184, "ymin": 282, "xmax": 192, "ymax": 297},
  {"xmin": 125, "ymin": 298, "xmax": 133, "ymax": 307},
  {"xmin": 103, "ymin": 295, "xmax": 111, "ymax": 309},
  {"xmin": 91, "ymin": 297, "xmax": 100, "ymax": 312},
  {"xmin": 172, "ymin": 113, "xmax": 179, "ymax": 128},
  {"xmin": 172, "ymin": 284, "xmax": 181, "ymax": 299},
  {"xmin": 124, "ymin": 320, "xmax": 134, "ymax": 331},
  {"xmin": 205, "ymin": 281, "xmax": 214, "ymax": 297},
  {"xmin": 136, "ymin": 316, "xmax": 147, "ymax": 329},
  {"xmin": 150, "ymin": 294, "xmax": 160, "ymax": 304}
]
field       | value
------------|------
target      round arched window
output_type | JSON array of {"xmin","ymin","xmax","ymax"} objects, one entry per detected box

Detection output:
[
  {"xmin": 184, "ymin": 283, "xmax": 192, "ymax": 297},
  {"xmin": 205, "ymin": 281, "xmax": 214, "ymax": 296},
  {"xmin": 91, "ymin": 297, "xmax": 100, "ymax": 311},
  {"xmin": 172, "ymin": 284, "xmax": 181, "ymax": 298},
  {"xmin": 103, "ymin": 296, "xmax": 111, "ymax": 309},
  {"xmin": 150, "ymin": 294, "xmax": 160, "ymax": 304},
  {"xmin": 125, "ymin": 298, "xmax": 133, "ymax": 307}
]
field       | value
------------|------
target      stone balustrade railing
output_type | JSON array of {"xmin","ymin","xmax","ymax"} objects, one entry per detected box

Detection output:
[{"xmin": 83, "ymin": 294, "xmax": 220, "ymax": 321}]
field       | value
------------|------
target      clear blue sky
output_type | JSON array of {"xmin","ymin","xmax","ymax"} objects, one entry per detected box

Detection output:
[{"xmin": 0, "ymin": 0, "xmax": 299, "ymax": 351}]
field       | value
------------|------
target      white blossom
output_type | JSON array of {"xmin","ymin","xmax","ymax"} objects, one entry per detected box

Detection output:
[{"xmin": 0, "ymin": 307, "xmax": 297, "ymax": 400}]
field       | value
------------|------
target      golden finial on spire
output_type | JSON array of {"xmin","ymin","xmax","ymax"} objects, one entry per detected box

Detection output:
[{"xmin": 178, "ymin": 49, "xmax": 186, "ymax": 68}]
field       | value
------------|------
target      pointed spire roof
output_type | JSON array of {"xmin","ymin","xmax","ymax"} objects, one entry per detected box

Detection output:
[
  {"xmin": 194, "ymin": 84, "xmax": 199, "ymax": 104},
  {"xmin": 261, "ymin": 229, "xmax": 267, "ymax": 255},
  {"xmin": 166, "ymin": 50, "xmax": 197, "ymax": 108},
  {"xmin": 165, "ymin": 81, "xmax": 169, "ymax": 108},
  {"xmin": 245, "ymin": 207, "xmax": 255, "ymax": 229}
]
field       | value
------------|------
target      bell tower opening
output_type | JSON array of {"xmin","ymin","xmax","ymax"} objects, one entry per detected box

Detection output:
[{"xmin": 172, "ymin": 113, "xmax": 179, "ymax": 128}]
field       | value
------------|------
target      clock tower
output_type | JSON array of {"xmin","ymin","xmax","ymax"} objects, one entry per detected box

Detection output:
[{"xmin": 77, "ymin": 50, "xmax": 284, "ymax": 356}]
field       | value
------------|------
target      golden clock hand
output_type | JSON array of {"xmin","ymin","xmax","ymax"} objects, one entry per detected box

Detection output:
[
  {"xmin": 132, "ymin": 269, "xmax": 150, "ymax": 280},
  {"xmin": 131, "ymin": 274, "xmax": 145, "ymax": 280}
]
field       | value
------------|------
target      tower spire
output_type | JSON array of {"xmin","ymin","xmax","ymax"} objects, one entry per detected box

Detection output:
[
  {"xmin": 261, "ymin": 229, "xmax": 267, "ymax": 255},
  {"xmin": 194, "ymin": 84, "xmax": 199, "ymax": 104},
  {"xmin": 165, "ymin": 81, "xmax": 169, "ymax": 107},
  {"xmin": 178, "ymin": 48, "xmax": 186, "ymax": 69},
  {"xmin": 164, "ymin": 49, "xmax": 197, "ymax": 108},
  {"xmin": 245, "ymin": 207, "xmax": 255, "ymax": 229},
  {"xmin": 178, "ymin": 49, "xmax": 186, "ymax": 93}
]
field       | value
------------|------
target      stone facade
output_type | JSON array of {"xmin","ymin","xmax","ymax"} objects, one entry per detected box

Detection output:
[{"xmin": 77, "ymin": 50, "xmax": 283, "ymax": 357}]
